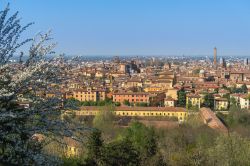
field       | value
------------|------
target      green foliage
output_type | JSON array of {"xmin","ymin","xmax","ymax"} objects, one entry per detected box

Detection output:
[
  {"xmin": 230, "ymin": 97, "xmax": 237, "ymax": 106},
  {"xmin": 114, "ymin": 102, "xmax": 121, "ymax": 106},
  {"xmin": 186, "ymin": 100, "xmax": 199, "ymax": 111},
  {"xmin": 92, "ymin": 107, "xmax": 117, "ymax": 140},
  {"xmin": 186, "ymin": 100, "xmax": 192, "ymax": 109},
  {"xmin": 64, "ymin": 98, "xmax": 118, "ymax": 108},
  {"xmin": 93, "ymin": 108, "xmax": 115, "ymax": 129},
  {"xmin": 202, "ymin": 93, "xmax": 214, "ymax": 109},
  {"xmin": 238, "ymin": 113, "xmax": 250, "ymax": 127},
  {"xmin": 186, "ymin": 115, "xmax": 204, "ymax": 128},
  {"xmin": 0, "ymin": 4, "xmax": 71, "ymax": 165},
  {"xmin": 63, "ymin": 157, "xmax": 80, "ymax": 166},
  {"xmin": 64, "ymin": 98, "xmax": 81, "ymax": 109},
  {"xmin": 208, "ymin": 133, "xmax": 250, "ymax": 166},
  {"xmin": 135, "ymin": 102, "xmax": 148, "ymax": 107},
  {"xmin": 85, "ymin": 129, "xmax": 103, "ymax": 165},
  {"xmin": 83, "ymin": 121, "xmax": 164, "ymax": 166},
  {"xmin": 223, "ymin": 94, "xmax": 230, "ymax": 101},
  {"xmin": 158, "ymin": 122, "xmax": 217, "ymax": 166},
  {"xmin": 241, "ymin": 84, "xmax": 248, "ymax": 93},
  {"xmin": 82, "ymin": 129, "xmax": 139, "ymax": 166},
  {"xmin": 177, "ymin": 89, "xmax": 186, "ymax": 107},
  {"xmin": 70, "ymin": 114, "xmax": 250, "ymax": 166},
  {"xmin": 227, "ymin": 110, "xmax": 250, "ymax": 127},
  {"xmin": 217, "ymin": 108, "xmax": 250, "ymax": 137},
  {"xmin": 81, "ymin": 99, "xmax": 113, "ymax": 106},
  {"xmin": 123, "ymin": 100, "xmax": 131, "ymax": 106},
  {"xmin": 231, "ymin": 84, "xmax": 248, "ymax": 94},
  {"xmin": 100, "ymin": 139, "xmax": 140, "ymax": 166},
  {"xmin": 120, "ymin": 122, "xmax": 157, "ymax": 159}
]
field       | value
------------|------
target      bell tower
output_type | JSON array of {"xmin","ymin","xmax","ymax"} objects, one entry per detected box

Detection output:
[{"xmin": 214, "ymin": 47, "xmax": 217, "ymax": 66}]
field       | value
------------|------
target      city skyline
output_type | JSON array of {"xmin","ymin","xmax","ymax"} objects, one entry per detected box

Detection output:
[
  {"xmin": 1, "ymin": 2, "xmax": 250, "ymax": 165},
  {"xmin": 1, "ymin": 0, "xmax": 250, "ymax": 56}
]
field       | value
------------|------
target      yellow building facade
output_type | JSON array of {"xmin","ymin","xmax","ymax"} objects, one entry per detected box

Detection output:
[
  {"xmin": 186, "ymin": 94, "xmax": 201, "ymax": 109},
  {"xmin": 214, "ymin": 98, "xmax": 229, "ymax": 110},
  {"xmin": 166, "ymin": 88, "xmax": 178, "ymax": 100},
  {"xmin": 63, "ymin": 137, "xmax": 82, "ymax": 158},
  {"xmin": 72, "ymin": 87, "xmax": 106, "ymax": 102},
  {"xmin": 65, "ymin": 106, "xmax": 188, "ymax": 122},
  {"xmin": 144, "ymin": 86, "xmax": 164, "ymax": 92}
]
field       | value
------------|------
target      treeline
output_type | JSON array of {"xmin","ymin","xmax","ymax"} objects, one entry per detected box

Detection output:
[
  {"xmin": 64, "ymin": 98, "xmax": 121, "ymax": 109},
  {"xmin": 84, "ymin": 122, "xmax": 163, "ymax": 166},
  {"xmin": 217, "ymin": 106, "xmax": 250, "ymax": 137},
  {"xmin": 223, "ymin": 84, "xmax": 248, "ymax": 94},
  {"xmin": 123, "ymin": 100, "xmax": 148, "ymax": 107},
  {"xmin": 64, "ymin": 122, "xmax": 165, "ymax": 166},
  {"xmin": 62, "ymin": 110, "xmax": 250, "ymax": 166},
  {"xmin": 64, "ymin": 98, "xmax": 152, "ymax": 108}
]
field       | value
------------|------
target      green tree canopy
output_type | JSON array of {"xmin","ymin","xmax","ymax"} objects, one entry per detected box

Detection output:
[
  {"xmin": 100, "ymin": 139, "xmax": 140, "ymax": 166},
  {"xmin": 177, "ymin": 88, "xmax": 186, "ymax": 107},
  {"xmin": 84, "ymin": 129, "xmax": 103, "ymax": 166},
  {"xmin": 202, "ymin": 93, "xmax": 214, "ymax": 109},
  {"xmin": 120, "ymin": 122, "xmax": 157, "ymax": 159}
]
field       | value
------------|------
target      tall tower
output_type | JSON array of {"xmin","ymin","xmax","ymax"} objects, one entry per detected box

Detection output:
[
  {"xmin": 214, "ymin": 47, "xmax": 217, "ymax": 65},
  {"xmin": 244, "ymin": 58, "xmax": 249, "ymax": 66}
]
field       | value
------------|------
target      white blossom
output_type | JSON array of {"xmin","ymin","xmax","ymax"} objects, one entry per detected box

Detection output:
[{"xmin": 0, "ymin": 4, "xmax": 81, "ymax": 165}]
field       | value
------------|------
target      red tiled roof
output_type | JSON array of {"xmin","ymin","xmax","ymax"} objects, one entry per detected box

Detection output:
[
  {"xmin": 215, "ymin": 98, "xmax": 228, "ymax": 101},
  {"xmin": 113, "ymin": 92, "xmax": 149, "ymax": 95},
  {"xmin": 79, "ymin": 106, "xmax": 186, "ymax": 112},
  {"xmin": 187, "ymin": 93, "xmax": 201, "ymax": 98},
  {"xmin": 200, "ymin": 107, "xmax": 227, "ymax": 133},
  {"xmin": 165, "ymin": 97, "xmax": 176, "ymax": 101}
]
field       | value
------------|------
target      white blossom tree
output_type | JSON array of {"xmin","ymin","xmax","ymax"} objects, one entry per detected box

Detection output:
[{"xmin": 0, "ymin": 4, "xmax": 85, "ymax": 165}]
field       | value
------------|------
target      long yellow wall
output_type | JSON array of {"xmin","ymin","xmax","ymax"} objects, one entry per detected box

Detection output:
[{"xmin": 66, "ymin": 108, "xmax": 188, "ymax": 122}]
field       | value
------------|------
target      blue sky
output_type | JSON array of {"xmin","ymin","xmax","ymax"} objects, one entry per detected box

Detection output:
[{"xmin": 1, "ymin": 0, "xmax": 250, "ymax": 56}]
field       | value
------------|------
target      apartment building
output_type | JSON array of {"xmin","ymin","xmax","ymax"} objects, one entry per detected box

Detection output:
[
  {"xmin": 186, "ymin": 93, "xmax": 201, "ymax": 109},
  {"xmin": 72, "ymin": 87, "xmax": 106, "ymax": 102},
  {"xmin": 239, "ymin": 94, "xmax": 250, "ymax": 110},
  {"xmin": 164, "ymin": 97, "xmax": 176, "ymax": 107},
  {"xmin": 113, "ymin": 92, "xmax": 150, "ymax": 104},
  {"xmin": 214, "ymin": 98, "xmax": 229, "ymax": 110}
]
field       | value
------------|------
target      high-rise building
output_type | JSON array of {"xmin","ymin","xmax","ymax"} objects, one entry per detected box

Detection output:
[{"xmin": 214, "ymin": 47, "xmax": 217, "ymax": 65}]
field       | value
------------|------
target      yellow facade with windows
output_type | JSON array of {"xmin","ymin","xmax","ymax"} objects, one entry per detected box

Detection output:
[
  {"xmin": 65, "ymin": 106, "xmax": 188, "ymax": 122},
  {"xmin": 63, "ymin": 137, "xmax": 81, "ymax": 158},
  {"xmin": 144, "ymin": 86, "xmax": 164, "ymax": 92},
  {"xmin": 166, "ymin": 88, "xmax": 178, "ymax": 100},
  {"xmin": 64, "ymin": 145, "xmax": 79, "ymax": 157},
  {"xmin": 72, "ymin": 87, "xmax": 106, "ymax": 102},
  {"xmin": 186, "ymin": 95, "xmax": 201, "ymax": 109},
  {"xmin": 214, "ymin": 98, "xmax": 228, "ymax": 110},
  {"xmin": 114, "ymin": 110, "xmax": 187, "ymax": 121}
]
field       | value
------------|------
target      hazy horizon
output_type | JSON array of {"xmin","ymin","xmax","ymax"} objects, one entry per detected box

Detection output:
[{"xmin": 1, "ymin": 0, "xmax": 250, "ymax": 56}]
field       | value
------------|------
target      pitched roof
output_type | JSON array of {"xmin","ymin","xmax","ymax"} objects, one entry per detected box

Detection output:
[
  {"xmin": 79, "ymin": 106, "xmax": 186, "ymax": 112},
  {"xmin": 200, "ymin": 107, "xmax": 227, "ymax": 133}
]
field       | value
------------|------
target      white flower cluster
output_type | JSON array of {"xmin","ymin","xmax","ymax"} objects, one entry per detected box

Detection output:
[{"xmin": 0, "ymin": 88, "xmax": 14, "ymax": 97}]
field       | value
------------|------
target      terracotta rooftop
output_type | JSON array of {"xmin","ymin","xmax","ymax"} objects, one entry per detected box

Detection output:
[
  {"xmin": 63, "ymin": 137, "xmax": 81, "ymax": 147},
  {"xmin": 113, "ymin": 92, "xmax": 149, "ymax": 95},
  {"xmin": 79, "ymin": 106, "xmax": 186, "ymax": 112},
  {"xmin": 215, "ymin": 98, "xmax": 228, "ymax": 101},
  {"xmin": 200, "ymin": 107, "xmax": 227, "ymax": 133},
  {"xmin": 165, "ymin": 97, "xmax": 176, "ymax": 101},
  {"xmin": 187, "ymin": 93, "xmax": 201, "ymax": 98}
]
